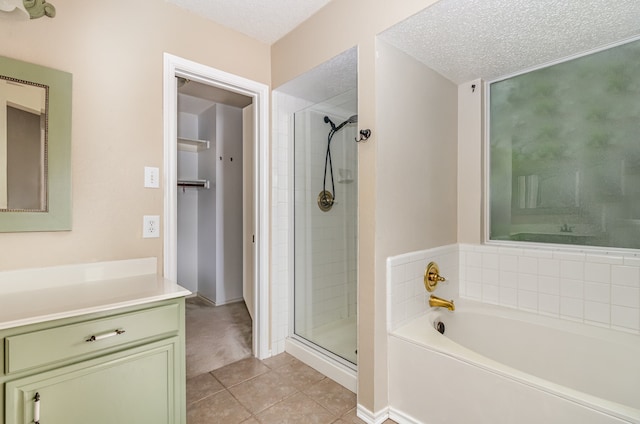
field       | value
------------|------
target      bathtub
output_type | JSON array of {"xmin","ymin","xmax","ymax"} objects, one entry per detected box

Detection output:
[{"xmin": 388, "ymin": 299, "xmax": 640, "ymax": 424}]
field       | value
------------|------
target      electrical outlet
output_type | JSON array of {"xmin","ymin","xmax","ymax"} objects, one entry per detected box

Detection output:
[
  {"xmin": 144, "ymin": 166, "xmax": 160, "ymax": 188},
  {"xmin": 143, "ymin": 215, "xmax": 160, "ymax": 238}
]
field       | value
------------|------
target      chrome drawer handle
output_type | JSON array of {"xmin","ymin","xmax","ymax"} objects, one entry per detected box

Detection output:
[
  {"xmin": 34, "ymin": 392, "xmax": 40, "ymax": 424},
  {"xmin": 85, "ymin": 329, "xmax": 126, "ymax": 342}
]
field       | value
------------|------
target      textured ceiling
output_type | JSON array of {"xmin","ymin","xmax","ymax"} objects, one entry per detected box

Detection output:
[
  {"xmin": 165, "ymin": 0, "xmax": 332, "ymax": 44},
  {"xmin": 276, "ymin": 47, "xmax": 357, "ymax": 104},
  {"xmin": 380, "ymin": 0, "xmax": 640, "ymax": 84}
]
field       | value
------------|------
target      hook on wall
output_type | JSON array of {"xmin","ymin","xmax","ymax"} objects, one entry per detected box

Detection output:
[{"xmin": 355, "ymin": 129, "xmax": 371, "ymax": 143}]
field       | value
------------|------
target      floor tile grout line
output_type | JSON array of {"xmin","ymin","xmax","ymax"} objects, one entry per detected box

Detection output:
[
  {"xmin": 214, "ymin": 366, "xmax": 272, "ymax": 390},
  {"xmin": 298, "ymin": 389, "xmax": 345, "ymax": 421},
  {"xmin": 224, "ymin": 387, "xmax": 254, "ymax": 421},
  {"xmin": 185, "ymin": 372, "xmax": 226, "ymax": 407},
  {"xmin": 248, "ymin": 389, "xmax": 345, "ymax": 423},
  {"xmin": 190, "ymin": 357, "xmax": 351, "ymax": 420},
  {"xmin": 228, "ymin": 380, "xmax": 303, "ymax": 418}
]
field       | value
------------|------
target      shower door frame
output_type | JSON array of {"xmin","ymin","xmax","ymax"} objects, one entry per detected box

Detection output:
[
  {"xmin": 162, "ymin": 53, "xmax": 270, "ymax": 359},
  {"xmin": 288, "ymin": 104, "xmax": 359, "ymax": 390}
]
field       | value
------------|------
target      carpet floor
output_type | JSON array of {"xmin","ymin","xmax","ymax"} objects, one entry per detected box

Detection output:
[{"xmin": 185, "ymin": 296, "xmax": 253, "ymax": 378}]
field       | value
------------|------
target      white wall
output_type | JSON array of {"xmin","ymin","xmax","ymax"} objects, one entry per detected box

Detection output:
[
  {"xmin": 215, "ymin": 104, "xmax": 244, "ymax": 305},
  {"xmin": 176, "ymin": 103, "xmax": 244, "ymax": 305},
  {"xmin": 177, "ymin": 112, "xmax": 200, "ymax": 293},
  {"xmin": 243, "ymin": 105, "xmax": 255, "ymax": 319},
  {"xmin": 197, "ymin": 105, "xmax": 218, "ymax": 301},
  {"xmin": 176, "ymin": 153, "xmax": 199, "ymax": 293}
]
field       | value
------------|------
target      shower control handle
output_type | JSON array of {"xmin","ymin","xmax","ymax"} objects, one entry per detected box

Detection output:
[{"xmin": 424, "ymin": 262, "xmax": 446, "ymax": 292}]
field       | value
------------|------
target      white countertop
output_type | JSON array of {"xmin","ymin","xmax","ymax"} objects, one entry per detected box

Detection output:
[{"xmin": 0, "ymin": 273, "xmax": 191, "ymax": 330}]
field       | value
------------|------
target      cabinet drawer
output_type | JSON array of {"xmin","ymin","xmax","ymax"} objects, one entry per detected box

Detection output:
[{"xmin": 5, "ymin": 303, "xmax": 179, "ymax": 374}]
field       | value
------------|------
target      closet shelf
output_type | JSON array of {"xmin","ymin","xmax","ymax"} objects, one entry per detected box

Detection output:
[
  {"xmin": 177, "ymin": 137, "xmax": 210, "ymax": 152},
  {"xmin": 178, "ymin": 179, "xmax": 210, "ymax": 189}
]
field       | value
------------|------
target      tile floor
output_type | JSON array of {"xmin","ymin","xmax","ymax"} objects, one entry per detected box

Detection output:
[{"xmin": 187, "ymin": 353, "xmax": 397, "ymax": 424}]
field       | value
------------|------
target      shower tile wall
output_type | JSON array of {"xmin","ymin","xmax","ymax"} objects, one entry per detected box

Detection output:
[{"xmin": 294, "ymin": 109, "xmax": 357, "ymax": 332}]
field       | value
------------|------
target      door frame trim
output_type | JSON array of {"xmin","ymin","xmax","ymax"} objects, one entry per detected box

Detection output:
[{"xmin": 162, "ymin": 53, "xmax": 270, "ymax": 359}]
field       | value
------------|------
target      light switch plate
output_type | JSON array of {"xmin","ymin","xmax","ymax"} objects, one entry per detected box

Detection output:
[{"xmin": 144, "ymin": 166, "xmax": 159, "ymax": 188}]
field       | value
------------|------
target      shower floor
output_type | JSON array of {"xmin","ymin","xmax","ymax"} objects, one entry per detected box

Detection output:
[{"xmin": 308, "ymin": 316, "xmax": 357, "ymax": 365}]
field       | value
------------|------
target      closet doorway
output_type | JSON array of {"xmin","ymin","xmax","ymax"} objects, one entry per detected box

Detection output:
[
  {"xmin": 179, "ymin": 79, "xmax": 253, "ymax": 376},
  {"xmin": 163, "ymin": 54, "xmax": 270, "ymax": 367}
]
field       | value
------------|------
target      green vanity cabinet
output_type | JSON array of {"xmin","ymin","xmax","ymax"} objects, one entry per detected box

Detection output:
[{"xmin": 0, "ymin": 298, "xmax": 186, "ymax": 424}]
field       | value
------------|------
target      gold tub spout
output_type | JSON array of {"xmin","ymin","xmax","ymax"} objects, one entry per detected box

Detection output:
[{"xmin": 429, "ymin": 295, "xmax": 455, "ymax": 311}]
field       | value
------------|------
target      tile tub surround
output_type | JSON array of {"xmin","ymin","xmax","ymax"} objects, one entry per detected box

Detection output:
[
  {"xmin": 387, "ymin": 244, "xmax": 459, "ymax": 331},
  {"xmin": 388, "ymin": 244, "xmax": 640, "ymax": 334},
  {"xmin": 460, "ymin": 243, "xmax": 640, "ymax": 333}
]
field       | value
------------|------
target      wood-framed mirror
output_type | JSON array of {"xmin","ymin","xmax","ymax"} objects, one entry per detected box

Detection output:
[{"xmin": 0, "ymin": 55, "xmax": 71, "ymax": 232}]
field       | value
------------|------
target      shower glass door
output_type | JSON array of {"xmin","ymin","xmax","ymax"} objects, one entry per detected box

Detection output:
[{"xmin": 293, "ymin": 90, "xmax": 358, "ymax": 366}]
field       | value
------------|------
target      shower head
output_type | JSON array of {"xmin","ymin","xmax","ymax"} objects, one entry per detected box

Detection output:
[
  {"xmin": 324, "ymin": 114, "xmax": 358, "ymax": 132},
  {"xmin": 324, "ymin": 116, "xmax": 337, "ymax": 131},
  {"xmin": 335, "ymin": 114, "xmax": 358, "ymax": 132},
  {"xmin": 324, "ymin": 114, "xmax": 358, "ymax": 133}
]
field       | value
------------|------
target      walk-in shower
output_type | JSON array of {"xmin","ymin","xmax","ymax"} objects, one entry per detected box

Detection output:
[{"xmin": 293, "ymin": 90, "xmax": 358, "ymax": 366}]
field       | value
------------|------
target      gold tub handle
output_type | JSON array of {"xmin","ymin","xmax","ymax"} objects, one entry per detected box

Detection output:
[{"xmin": 424, "ymin": 261, "xmax": 446, "ymax": 292}]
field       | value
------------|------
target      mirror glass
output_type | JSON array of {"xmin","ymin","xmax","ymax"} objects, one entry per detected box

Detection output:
[
  {"xmin": 0, "ymin": 76, "xmax": 47, "ymax": 211},
  {"xmin": 0, "ymin": 55, "xmax": 71, "ymax": 232}
]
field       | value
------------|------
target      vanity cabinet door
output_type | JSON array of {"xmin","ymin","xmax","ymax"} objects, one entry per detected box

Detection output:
[{"xmin": 4, "ymin": 338, "xmax": 179, "ymax": 424}]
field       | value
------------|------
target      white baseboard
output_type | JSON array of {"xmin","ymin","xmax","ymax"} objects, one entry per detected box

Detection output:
[
  {"xmin": 357, "ymin": 404, "xmax": 390, "ymax": 424},
  {"xmin": 196, "ymin": 294, "xmax": 244, "ymax": 307},
  {"xmin": 388, "ymin": 407, "xmax": 423, "ymax": 424}
]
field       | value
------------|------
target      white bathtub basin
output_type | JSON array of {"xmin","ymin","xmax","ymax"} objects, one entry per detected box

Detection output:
[{"xmin": 389, "ymin": 299, "xmax": 640, "ymax": 424}]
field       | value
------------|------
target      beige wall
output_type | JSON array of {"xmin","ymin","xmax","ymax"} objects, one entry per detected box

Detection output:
[
  {"xmin": 375, "ymin": 38, "xmax": 458, "ymax": 408},
  {"xmin": 376, "ymin": 40, "xmax": 458, "ymax": 256},
  {"xmin": 457, "ymin": 78, "xmax": 484, "ymax": 243},
  {"xmin": 272, "ymin": 0, "xmax": 448, "ymax": 412},
  {"xmin": 0, "ymin": 0, "xmax": 270, "ymax": 271}
]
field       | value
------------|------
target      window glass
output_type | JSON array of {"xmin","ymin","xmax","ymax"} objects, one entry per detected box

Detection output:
[{"xmin": 489, "ymin": 38, "xmax": 640, "ymax": 249}]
